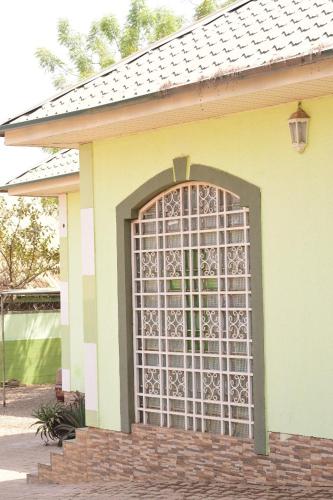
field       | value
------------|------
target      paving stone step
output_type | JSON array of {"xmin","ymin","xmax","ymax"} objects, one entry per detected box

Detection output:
[{"xmin": 26, "ymin": 473, "xmax": 39, "ymax": 484}]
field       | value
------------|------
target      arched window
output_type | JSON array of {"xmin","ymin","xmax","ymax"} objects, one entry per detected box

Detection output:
[{"xmin": 132, "ymin": 182, "xmax": 253, "ymax": 439}]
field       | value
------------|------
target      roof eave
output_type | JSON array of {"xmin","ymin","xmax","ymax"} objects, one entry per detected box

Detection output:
[
  {"xmin": 0, "ymin": 172, "xmax": 80, "ymax": 196},
  {"xmin": 0, "ymin": 0, "xmax": 252, "ymax": 128},
  {"xmin": 1, "ymin": 49, "xmax": 333, "ymax": 137}
]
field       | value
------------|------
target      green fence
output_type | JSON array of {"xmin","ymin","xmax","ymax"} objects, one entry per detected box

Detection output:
[
  {"xmin": 2, "ymin": 310, "xmax": 61, "ymax": 385},
  {"xmin": 5, "ymin": 337, "xmax": 61, "ymax": 384}
]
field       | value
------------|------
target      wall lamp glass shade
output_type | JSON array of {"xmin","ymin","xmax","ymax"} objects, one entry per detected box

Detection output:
[{"xmin": 288, "ymin": 104, "xmax": 310, "ymax": 153}]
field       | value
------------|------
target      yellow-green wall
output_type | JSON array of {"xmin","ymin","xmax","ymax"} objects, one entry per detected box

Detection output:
[
  {"xmin": 5, "ymin": 339, "xmax": 61, "ymax": 385},
  {"xmin": 80, "ymin": 95, "xmax": 333, "ymax": 439},
  {"xmin": 67, "ymin": 192, "xmax": 84, "ymax": 393},
  {"xmin": 4, "ymin": 312, "xmax": 61, "ymax": 384}
]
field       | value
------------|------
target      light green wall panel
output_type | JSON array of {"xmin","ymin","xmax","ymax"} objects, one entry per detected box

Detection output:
[
  {"xmin": 88, "ymin": 95, "xmax": 333, "ymax": 439},
  {"xmin": 4, "ymin": 338, "xmax": 61, "ymax": 385},
  {"xmin": 67, "ymin": 191, "xmax": 84, "ymax": 393},
  {"xmin": 2, "ymin": 313, "xmax": 61, "ymax": 385},
  {"xmin": 4, "ymin": 312, "xmax": 60, "ymax": 341},
  {"xmin": 86, "ymin": 409, "xmax": 99, "ymax": 427},
  {"xmin": 80, "ymin": 144, "xmax": 99, "ymax": 421}
]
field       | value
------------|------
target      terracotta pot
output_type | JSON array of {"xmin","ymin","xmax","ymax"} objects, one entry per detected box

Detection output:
[{"xmin": 55, "ymin": 368, "xmax": 64, "ymax": 402}]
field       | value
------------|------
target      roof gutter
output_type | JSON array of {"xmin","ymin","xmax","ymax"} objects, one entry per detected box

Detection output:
[
  {"xmin": 1, "ymin": 49, "xmax": 333, "ymax": 137},
  {"xmin": 0, "ymin": 171, "xmax": 79, "ymax": 193}
]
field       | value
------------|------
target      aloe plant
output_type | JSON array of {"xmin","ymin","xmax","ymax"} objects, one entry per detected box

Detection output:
[
  {"xmin": 32, "ymin": 392, "xmax": 86, "ymax": 446},
  {"xmin": 55, "ymin": 392, "xmax": 86, "ymax": 443},
  {"xmin": 31, "ymin": 401, "xmax": 65, "ymax": 444}
]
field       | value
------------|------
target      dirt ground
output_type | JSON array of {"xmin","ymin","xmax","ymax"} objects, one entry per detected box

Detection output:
[
  {"xmin": 0, "ymin": 385, "xmax": 333, "ymax": 499},
  {"xmin": 0, "ymin": 385, "xmax": 61, "ymax": 486}
]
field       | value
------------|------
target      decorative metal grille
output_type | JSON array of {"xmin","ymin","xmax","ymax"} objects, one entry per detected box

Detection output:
[
  {"xmin": 2, "ymin": 292, "xmax": 60, "ymax": 313},
  {"xmin": 132, "ymin": 182, "xmax": 253, "ymax": 438}
]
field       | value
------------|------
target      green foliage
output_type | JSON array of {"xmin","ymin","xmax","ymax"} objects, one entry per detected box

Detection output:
[
  {"xmin": 35, "ymin": 0, "xmax": 182, "ymax": 89},
  {"xmin": 0, "ymin": 197, "xmax": 59, "ymax": 290},
  {"xmin": 149, "ymin": 8, "xmax": 183, "ymax": 43},
  {"xmin": 98, "ymin": 15, "xmax": 121, "ymax": 44},
  {"xmin": 42, "ymin": 146, "xmax": 61, "ymax": 156},
  {"xmin": 58, "ymin": 19, "xmax": 95, "ymax": 79},
  {"xmin": 194, "ymin": 0, "xmax": 238, "ymax": 20},
  {"xmin": 195, "ymin": 0, "xmax": 221, "ymax": 20},
  {"xmin": 54, "ymin": 392, "xmax": 86, "ymax": 442},
  {"xmin": 32, "ymin": 392, "xmax": 86, "ymax": 446},
  {"xmin": 87, "ymin": 21, "xmax": 116, "ymax": 69},
  {"xmin": 35, "ymin": 48, "xmax": 65, "ymax": 73},
  {"xmin": 40, "ymin": 197, "xmax": 58, "ymax": 217},
  {"xmin": 32, "ymin": 401, "xmax": 65, "ymax": 444},
  {"xmin": 122, "ymin": 0, "xmax": 151, "ymax": 55},
  {"xmin": 35, "ymin": 0, "xmax": 239, "ymax": 89}
]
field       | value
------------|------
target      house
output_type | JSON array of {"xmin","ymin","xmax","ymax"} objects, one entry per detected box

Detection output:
[{"xmin": 1, "ymin": 0, "xmax": 333, "ymax": 485}]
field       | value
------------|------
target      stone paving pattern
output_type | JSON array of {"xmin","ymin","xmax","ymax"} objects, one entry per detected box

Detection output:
[{"xmin": 3, "ymin": 478, "xmax": 333, "ymax": 499}]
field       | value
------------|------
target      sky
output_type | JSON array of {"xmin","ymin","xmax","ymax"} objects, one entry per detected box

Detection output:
[{"xmin": 0, "ymin": 0, "xmax": 198, "ymax": 186}]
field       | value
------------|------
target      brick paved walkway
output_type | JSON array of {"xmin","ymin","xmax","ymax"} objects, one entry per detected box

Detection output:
[{"xmin": 1, "ymin": 478, "xmax": 333, "ymax": 499}]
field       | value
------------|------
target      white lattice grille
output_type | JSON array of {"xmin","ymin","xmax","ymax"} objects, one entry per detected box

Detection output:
[{"xmin": 132, "ymin": 182, "xmax": 253, "ymax": 438}]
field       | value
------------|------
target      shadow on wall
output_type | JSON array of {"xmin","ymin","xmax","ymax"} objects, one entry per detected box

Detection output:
[{"xmin": 3, "ymin": 338, "xmax": 61, "ymax": 385}]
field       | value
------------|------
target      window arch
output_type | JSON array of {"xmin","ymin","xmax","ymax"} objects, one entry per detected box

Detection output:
[
  {"xmin": 117, "ymin": 160, "xmax": 265, "ymax": 454},
  {"xmin": 132, "ymin": 182, "xmax": 253, "ymax": 438}
]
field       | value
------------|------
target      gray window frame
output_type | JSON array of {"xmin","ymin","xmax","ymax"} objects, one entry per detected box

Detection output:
[{"xmin": 116, "ymin": 157, "xmax": 266, "ymax": 454}]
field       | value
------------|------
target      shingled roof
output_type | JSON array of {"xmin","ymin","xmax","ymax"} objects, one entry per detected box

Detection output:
[
  {"xmin": 4, "ymin": 149, "xmax": 79, "ymax": 188},
  {"xmin": 3, "ymin": 0, "xmax": 333, "ymax": 128}
]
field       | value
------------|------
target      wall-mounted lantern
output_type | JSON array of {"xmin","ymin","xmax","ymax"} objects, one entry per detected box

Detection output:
[{"xmin": 288, "ymin": 102, "xmax": 310, "ymax": 153}]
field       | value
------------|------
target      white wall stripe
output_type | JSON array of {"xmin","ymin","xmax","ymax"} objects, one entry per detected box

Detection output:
[
  {"xmin": 81, "ymin": 208, "xmax": 95, "ymax": 276},
  {"xmin": 58, "ymin": 194, "xmax": 68, "ymax": 238},
  {"xmin": 60, "ymin": 281, "xmax": 69, "ymax": 325},
  {"xmin": 84, "ymin": 343, "xmax": 98, "ymax": 411},
  {"xmin": 62, "ymin": 368, "xmax": 71, "ymax": 392}
]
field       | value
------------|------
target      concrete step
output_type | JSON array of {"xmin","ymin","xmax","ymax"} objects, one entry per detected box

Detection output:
[
  {"xmin": 26, "ymin": 473, "xmax": 39, "ymax": 484},
  {"xmin": 36, "ymin": 463, "xmax": 53, "ymax": 484}
]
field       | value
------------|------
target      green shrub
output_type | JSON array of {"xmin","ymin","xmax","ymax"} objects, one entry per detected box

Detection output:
[
  {"xmin": 31, "ymin": 401, "xmax": 65, "ymax": 444},
  {"xmin": 32, "ymin": 392, "xmax": 85, "ymax": 446},
  {"xmin": 55, "ymin": 392, "xmax": 85, "ymax": 443}
]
